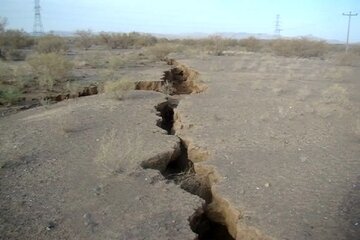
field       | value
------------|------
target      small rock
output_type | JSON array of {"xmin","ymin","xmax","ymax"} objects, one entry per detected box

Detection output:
[
  {"xmin": 46, "ymin": 221, "xmax": 56, "ymax": 231},
  {"xmin": 93, "ymin": 185, "xmax": 102, "ymax": 196},
  {"xmin": 264, "ymin": 182, "xmax": 270, "ymax": 188}
]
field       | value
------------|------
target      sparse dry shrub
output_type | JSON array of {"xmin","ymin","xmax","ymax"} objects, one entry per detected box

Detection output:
[
  {"xmin": 34, "ymin": 35, "xmax": 68, "ymax": 54},
  {"xmin": 130, "ymin": 32, "xmax": 158, "ymax": 48},
  {"xmin": 271, "ymin": 38, "xmax": 328, "ymax": 58},
  {"xmin": 75, "ymin": 30, "xmax": 94, "ymax": 50},
  {"xmin": 321, "ymin": 84, "xmax": 349, "ymax": 106},
  {"xmin": 103, "ymin": 78, "xmax": 135, "ymax": 100},
  {"xmin": 239, "ymin": 37, "xmax": 261, "ymax": 52},
  {"xmin": 27, "ymin": 53, "xmax": 73, "ymax": 89},
  {"xmin": 98, "ymin": 32, "xmax": 157, "ymax": 49},
  {"xmin": 145, "ymin": 43, "xmax": 175, "ymax": 60},
  {"xmin": 0, "ymin": 30, "xmax": 34, "ymax": 50},
  {"xmin": 95, "ymin": 129, "xmax": 142, "ymax": 175},
  {"xmin": 204, "ymin": 35, "xmax": 226, "ymax": 56},
  {"xmin": 0, "ymin": 61, "xmax": 33, "ymax": 87},
  {"xmin": 0, "ymin": 29, "xmax": 34, "ymax": 60}
]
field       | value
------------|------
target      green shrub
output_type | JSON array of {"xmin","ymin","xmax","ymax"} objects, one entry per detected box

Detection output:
[
  {"xmin": 34, "ymin": 35, "xmax": 68, "ymax": 54},
  {"xmin": 270, "ymin": 38, "xmax": 328, "ymax": 58},
  {"xmin": 0, "ymin": 85, "xmax": 22, "ymax": 104},
  {"xmin": 27, "ymin": 53, "xmax": 73, "ymax": 89}
]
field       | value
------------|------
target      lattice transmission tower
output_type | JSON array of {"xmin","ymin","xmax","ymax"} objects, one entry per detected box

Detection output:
[
  {"xmin": 33, "ymin": 0, "xmax": 44, "ymax": 36},
  {"xmin": 274, "ymin": 14, "xmax": 282, "ymax": 37}
]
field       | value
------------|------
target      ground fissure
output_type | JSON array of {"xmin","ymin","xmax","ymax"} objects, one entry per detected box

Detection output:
[{"xmin": 141, "ymin": 62, "xmax": 236, "ymax": 239}]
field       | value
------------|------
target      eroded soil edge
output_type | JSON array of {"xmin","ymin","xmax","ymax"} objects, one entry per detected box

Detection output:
[{"xmin": 140, "ymin": 61, "xmax": 240, "ymax": 240}]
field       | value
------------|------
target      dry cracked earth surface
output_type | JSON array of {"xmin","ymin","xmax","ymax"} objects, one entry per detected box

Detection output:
[{"xmin": 1, "ymin": 53, "xmax": 360, "ymax": 240}]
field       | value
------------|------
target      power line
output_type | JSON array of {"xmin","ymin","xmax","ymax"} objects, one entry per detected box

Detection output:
[
  {"xmin": 342, "ymin": 11, "xmax": 357, "ymax": 53},
  {"xmin": 33, "ymin": 0, "xmax": 44, "ymax": 36}
]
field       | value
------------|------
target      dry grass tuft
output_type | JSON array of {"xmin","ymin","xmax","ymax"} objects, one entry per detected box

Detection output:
[
  {"xmin": 321, "ymin": 84, "xmax": 349, "ymax": 106},
  {"xmin": 103, "ymin": 78, "xmax": 136, "ymax": 100},
  {"xmin": 95, "ymin": 129, "xmax": 142, "ymax": 176}
]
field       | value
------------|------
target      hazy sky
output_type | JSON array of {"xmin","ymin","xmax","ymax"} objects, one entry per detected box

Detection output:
[{"xmin": 0, "ymin": 0, "xmax": 359, "ymax": 42}]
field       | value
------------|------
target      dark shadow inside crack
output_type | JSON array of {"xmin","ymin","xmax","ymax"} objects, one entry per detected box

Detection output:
[
  {"xmin": 149, "ymin": 98, "xmax": 235, "ymax": 240},
  {"xmin": 190, "ymin": 208, "xmax": 235, "ymax": 240},
  {"xmin": 155, "ymin": 97, "xmax": 179, "ymax": 134}
]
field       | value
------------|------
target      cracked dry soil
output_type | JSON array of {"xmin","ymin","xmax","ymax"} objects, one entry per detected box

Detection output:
[
  {"xmin": 0, "ymin": 60, "xmax": 237, "ymax": 240},
  {"xmin": 150, "ymin": 98, "xmax": 234, "ymax": 240}
]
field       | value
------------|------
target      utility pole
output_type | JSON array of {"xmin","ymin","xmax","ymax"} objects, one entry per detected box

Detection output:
[
  {"xmin": 342, "ymin": 11, "xmax": 357, "ymax": 53},
  {"xmin": 33, "ymin": 0, "xmax": 44, "ymax": 36},
  {"xmin": 274, "ymin": 14, "xmax": 282, "ymax": 37}
]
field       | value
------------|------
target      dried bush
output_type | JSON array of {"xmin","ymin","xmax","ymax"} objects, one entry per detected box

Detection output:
[
  {"xmin": 75, "ymin": 30, "xmax": 94, "ymax": 50},
  {"xmin": 98, "ymin": 32, "xmax": 157, "ymax": 49},
  {"xmin": 0, "ymin": 30, "xmax": 34, "ymax": 60},
  {"xmin": 145, "ymin": 43, "xmax": 175, "ymax": 60},
  {"xmin": 27, "ymin": 53, "xmax": 73, "ymax": 89},
  {"xmin": 103, "ymin": 78, "xmax": 135, "ymax": 100},
  {"xmin": 270, "ymin": 38, "xmax": 328, "ymax": 58},
  {"xmin": 239, "ymin": 37, "xmax": 261, "ymax": 52},
  {"xmin": 0, "ymin": 30, "xmax": 34, "ymax": 50},
  {"xmin": 34, "ymin": 35, "xmax": 68, "ymax": 54},
  {"xmin": 205, "ymin": 35, "xmax": 226, "ymax": 56}
]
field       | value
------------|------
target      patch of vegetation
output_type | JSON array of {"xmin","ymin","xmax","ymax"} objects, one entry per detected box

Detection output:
[
  {"xmin": 98, "ymin": 32, "xmax": 157, "ymax": 49},
  {"xmin": 0, "ymin": 85, "xmax": 22, "ymax": 105},
  {"xmin": 239, "ymin": 37, "xmax": 262, "ymax": 52},
  {"xmin": 34, "ymin": 35, "xmax": 68, "ymax": 54},
  {"xmin": 75, "ymin": 30, "xmax": 94, "ymax": 50},
  {"xmin": 270, "ymin": 38, "xmax": 328, "ymax": 58},
  {"xmin": 145, "ymin": 43, "xmax": 175, "ymax": 60},
  {"xmin": 103, "ymin": 78, "xmax": 136, "ymax": 100},
  {"xmin": 0, "ymin": 30, "xmax": 34, "ymax": 60},
  {"xmin": 204, "ymin": 35, "xmax": 227, "ymax": 56},
  {"xmin": 27, "ymin": 53, "xmax": 73, "ymax": 90}
]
